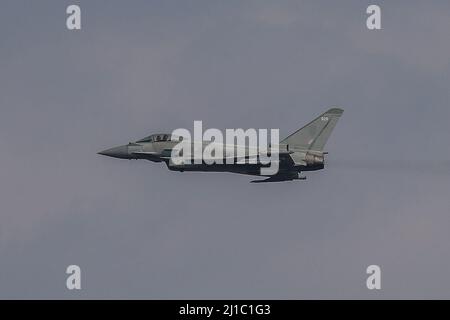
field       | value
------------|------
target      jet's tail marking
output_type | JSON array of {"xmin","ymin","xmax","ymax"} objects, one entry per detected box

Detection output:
[{"xmin": 281, "ymin": 108, "xmax": 343, "ymax": 151}]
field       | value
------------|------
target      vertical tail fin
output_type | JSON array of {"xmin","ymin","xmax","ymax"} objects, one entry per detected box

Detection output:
[{"xmin": 281, "ymin": 108, "xmax": 343, "ymax": 151}]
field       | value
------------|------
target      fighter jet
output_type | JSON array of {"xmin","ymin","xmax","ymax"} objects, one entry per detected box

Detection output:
[{"xmin": 98, "ymin": 108, "xmax": 343, "ymax": 182}]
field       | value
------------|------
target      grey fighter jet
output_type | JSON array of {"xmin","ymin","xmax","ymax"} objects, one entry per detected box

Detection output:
[{"xmin": 98, "ymin": 108, "xmax": 343, "ymax": 182}]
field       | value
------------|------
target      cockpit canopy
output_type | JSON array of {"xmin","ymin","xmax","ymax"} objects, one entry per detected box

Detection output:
[{"xmin": 136, "ymin": 133, "xmax": 176, "ymax": 143}]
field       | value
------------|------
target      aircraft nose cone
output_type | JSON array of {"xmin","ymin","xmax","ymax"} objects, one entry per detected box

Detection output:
[{"xmin": 98, "ymin": 145, "xmax": 129, "ymax": 159}]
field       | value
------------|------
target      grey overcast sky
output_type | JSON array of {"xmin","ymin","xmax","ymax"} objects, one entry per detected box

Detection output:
[{"xmin": 1, "ymin": 0, "xmax": 450, "ymax": 299}]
